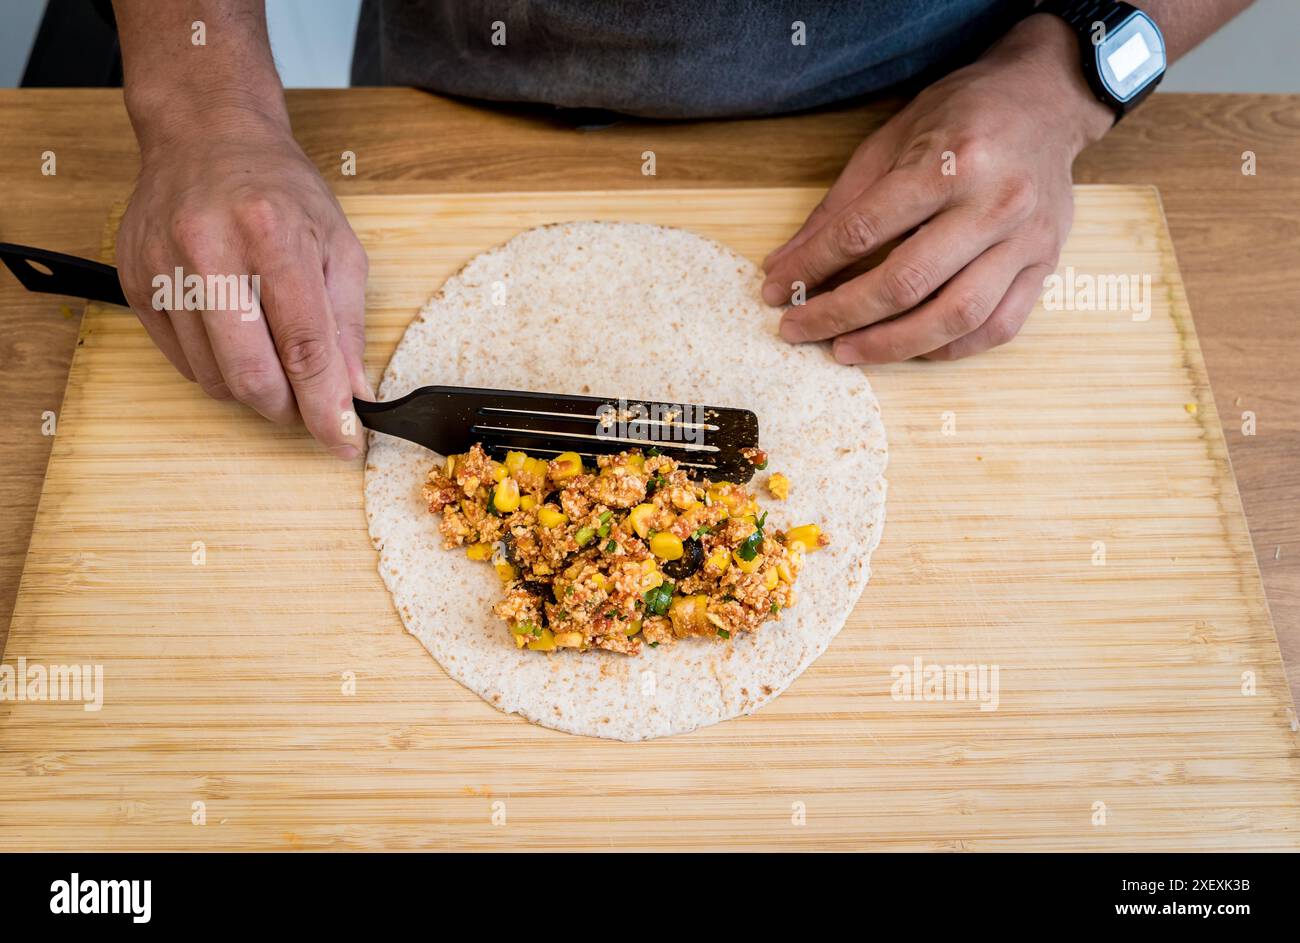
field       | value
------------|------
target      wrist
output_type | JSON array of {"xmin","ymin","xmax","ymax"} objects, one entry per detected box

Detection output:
[
  {"xmin": 127, "ymin": 82, "xmax": 293, "ymax": 162},
  {"xmin": 985, "ymin": 12, "xmax": 1116, "ymax": 153},
  {"xmin": 122, "ymin": 24, "xmax": 290, "ymax": 159}
]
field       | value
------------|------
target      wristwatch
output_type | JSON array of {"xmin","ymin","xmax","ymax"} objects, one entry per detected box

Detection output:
[{"xmin": 1036, "ymin": 0, "xmax": 1167, "ymax": 121}]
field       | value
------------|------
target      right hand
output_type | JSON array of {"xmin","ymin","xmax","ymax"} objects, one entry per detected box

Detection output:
[{"xmin": 117, "ymin": 107, "xmax": 371, "ymax": 459}]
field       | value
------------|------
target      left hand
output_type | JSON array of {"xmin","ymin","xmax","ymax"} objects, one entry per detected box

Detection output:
[{"xmin": 761, "ymin": 14, "xmax": 1114, "ymax": 363}]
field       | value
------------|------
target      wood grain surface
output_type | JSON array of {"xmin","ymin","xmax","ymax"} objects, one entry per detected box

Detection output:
[
  {"xmin": 0, "ymin": 186, "xmax": 1295, "ymax": 851},
  {"xmin": 1, "ymin": 91, "xmax": 1296, "ymax": 710}
]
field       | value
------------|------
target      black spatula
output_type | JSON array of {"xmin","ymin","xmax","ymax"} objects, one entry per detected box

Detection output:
[
  {"xmin": 0, "ymin": 242, "xmax": 762, "ymax": 481},
  {"xmin": 355, "ymin": 385, "xmax": 759, "ymax": 480}
]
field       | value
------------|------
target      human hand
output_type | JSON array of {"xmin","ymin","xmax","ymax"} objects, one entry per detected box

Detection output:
[
  {"xmin": 117, "ymin": 104, "xmax": 370, "ymax": 459},
  {"xmin": 761, "ymin": 14, "xmax": 1114, "ymax": 363}
]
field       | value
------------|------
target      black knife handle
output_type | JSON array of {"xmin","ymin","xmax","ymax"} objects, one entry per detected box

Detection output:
[{"xmin": 0, "ymin": 242, "xmax": 128, "ymax": 307}]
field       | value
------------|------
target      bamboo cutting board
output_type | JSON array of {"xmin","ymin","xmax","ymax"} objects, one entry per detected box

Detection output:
[{"xmin": 1, "ymin": 187, "xmax": 1297, "ymax": 851}]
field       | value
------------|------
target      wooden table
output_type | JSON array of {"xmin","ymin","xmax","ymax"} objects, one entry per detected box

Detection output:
[{"xmin": 1, "ymin": 89, "xmax": 1297, "ymax": 706}]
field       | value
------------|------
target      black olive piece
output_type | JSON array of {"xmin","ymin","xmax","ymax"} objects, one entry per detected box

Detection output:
[
  {"xmin": 661, "ymin": 537, "xmax": 704, "ymax": 580},
  {"xmin": 519, "ymin": 579, "xmax": 552, "ymax": 625},
  {"xmin": 520, "ymin": 579, "xmax": 551, "ymax": 599}
]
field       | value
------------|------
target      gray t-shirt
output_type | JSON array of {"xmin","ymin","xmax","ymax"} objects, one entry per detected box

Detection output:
[{"xmin": 352, "ymin": 0, "xmax": 1031, "ymax": 119}]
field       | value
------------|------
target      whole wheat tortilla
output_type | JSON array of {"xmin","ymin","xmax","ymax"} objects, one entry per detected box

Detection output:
[{"xmin": 364, "ymin": 221, "xmax": 887, "ymax": 740}]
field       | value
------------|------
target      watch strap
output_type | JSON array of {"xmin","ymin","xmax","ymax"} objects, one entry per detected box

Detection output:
[
  {"xmin": 1038, "ymin": 0, "xmax": 1139, "ymax": 35},
  {"xmin": 1035, "ymin": 0, "xmax": 1162, "ymax": 121}
]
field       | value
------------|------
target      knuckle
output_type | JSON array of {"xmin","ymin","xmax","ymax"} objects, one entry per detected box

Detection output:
[
  {"xmin": 351, "ymin": 239, "xmax": 370, "ymax": 276},
  {"xmin": 277, "ymin": 330, "xmax": 333, "ymax": 384},
  {"xmin": 224, "ymin": 361, "xmax": 282, "ymax": 407},
  {"xmin": 819, "ymin": 290, "xmax": 864, "ymax": 337},
  {"xmin": 232, "ymin": 194, "xmax": 297, "ymax": 255},
  {"xmin": 340, "ymin": 234, "xmax": 369, "ymax": 277},
  {"xmin": 879, "ymin": 332, "xmax": 914, "ymax": 363},
  {"xmin": 896, "ymin": 130, "xmax": 944, "ymax": 169},
  {"xmin": 199, "ymin": 378, "xmax": 234, "ymax": 401},
  {"xmin": 881, "ymin": 258, "xmax": 935, "ymax": 310},
  {"xmin": 822, "ymin": 308, "xmax": 855, "ymax": 338},
  {"xmin": 953, "ymin": 134, "xmax": 995, "ymax": 178},
  {"xmin": 985, "ymin": 315, "xmax": 1021, "ymax": 350},
  {"xmin": 834, "ymin": 209, "xmax": 884, "ymax": 257},
  {"xmin": 946, "ymin": 288, "xmax": 994, "ymax": 336},
  {"xmin": 167, "ymin": 211, "xmax": 217, "ymax": 251},
  {"xmin": 990, "ymin": 177, "xmax": 1037, "ymax": 222}
]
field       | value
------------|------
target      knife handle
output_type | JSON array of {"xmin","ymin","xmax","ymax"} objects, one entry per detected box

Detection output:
[{"xmin": 0, "ymin": 242, "xmax": 128, "ymax": 307}]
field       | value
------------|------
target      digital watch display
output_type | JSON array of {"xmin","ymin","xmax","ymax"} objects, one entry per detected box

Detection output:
[{"xmin": 1037, "ymin": 0, "xmax": 1168, "ymax": 121}]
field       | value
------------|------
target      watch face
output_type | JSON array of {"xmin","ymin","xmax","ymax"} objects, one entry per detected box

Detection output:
[{"xmin": 1096, "ymin": 11, "xmax": 1166, "ymax": 102}]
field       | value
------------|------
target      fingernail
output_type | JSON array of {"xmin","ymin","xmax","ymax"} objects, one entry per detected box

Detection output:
[
  {"xmin": 832, "ymin": 339, "xmax": 858, "ymax": 365},
  {"xmin": 762, "ymin": 280, "xmax": 786, "ymax": 306},
  {"xmin": 779, "ymin": 317, "xmax": 807, "ymax": 343}
]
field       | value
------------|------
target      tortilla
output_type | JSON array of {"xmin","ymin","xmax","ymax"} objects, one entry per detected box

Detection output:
[{"xmin": 364, "ymin": 221, "xmax": 887, "ymax": 740}]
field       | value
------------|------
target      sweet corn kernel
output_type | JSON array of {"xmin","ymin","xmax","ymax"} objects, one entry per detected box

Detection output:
[
  {"xmin": 672, "ymin": 489, "xmax": 697, "ymax": 510},
  {"xmin": 443, "ymin": 454, "xmax": 457, "ymax": 477},
  {"xmin": 466, "ymin": 542, "xmax": 493, "ymax": 561},
  {"xmin": 650, "ymin": 532, "xmax": 684, "ymax": 560},
  {"xmin": 629, "ymin": 503, "xmax": 656, "ymax": 539},
  {"xmin": 626, "ymin": 619, "xmax": 643, "ymax": 637},
  {"xmin": 707, "ymin": 483, "xmax": 745, "ymax": 512},
  {"xmin": 626, "ymin": 454, "xmax": 645, "ymax": 473},
  {"xmin": 785, "ymin": 524, "xmax": 822, "ymax": 552},
  {"xmin": 637, "ymin": 558, "xmax": 663, "ymax": 591},
  {"xmin": 554, "ymin": 632, "xmax": 584, "ymax": 648},
  {"xmin": 764, "ymin": 567, "xmax": 780, "ymax": 590},
  {"xmin": 527, "ymin": 628, "xmax": 557, "ymax": 651},
  {"xmin": 524, "ymin": 456, "xmax": 549, "ymax": 478},
  {"xmin": 492, "ymin": 477, "xmax": 520, "ymax": 513},
  {"xmin": 504, "ymin": 450, "xmax": 527, "ymax": 474},
  {"xmin": 514, "ymin": 633, "xmax": 528, "ymax": 648},
  {"xmin": 706, "ymin": 549, "xmax": 730, "ymax": 573},
  {"xmin": 491, "ymin": 463, "xmax": 508, "ymax": 483},
  {"xmin": 777, "ymin": 560, "xmax": 794, "ymax": 583},
  {"xmin": 670, "ymin": 595, "xmax": 702, "ymax": 632},
  {"xmin": 669, "ymin": 594, "xmax": 708, "ymax": 633},
  {"xmin": 519, "ymin": 494, "xmax": 537, "ymax": 511},
  {"xmin": 592, "ymin": 573, "xmax": 607, "ymax": 590},
  {"xmin": 551, "ymin": 451, "xmax": 583, "ymax": 480},
  {"xmin": 767, "ymin": 472, "xmax": 790, "ymax": 501},
  {"xmin": 733, "ymin": 550, "xmax": 762, "ymax": 573},
  {"xmin": 495, "ymin": 561, "xmax": 518, "ymax": 582},
  {"xmin": 537, "ymin": 506, "xmax": 567, "ymax": 528}
]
